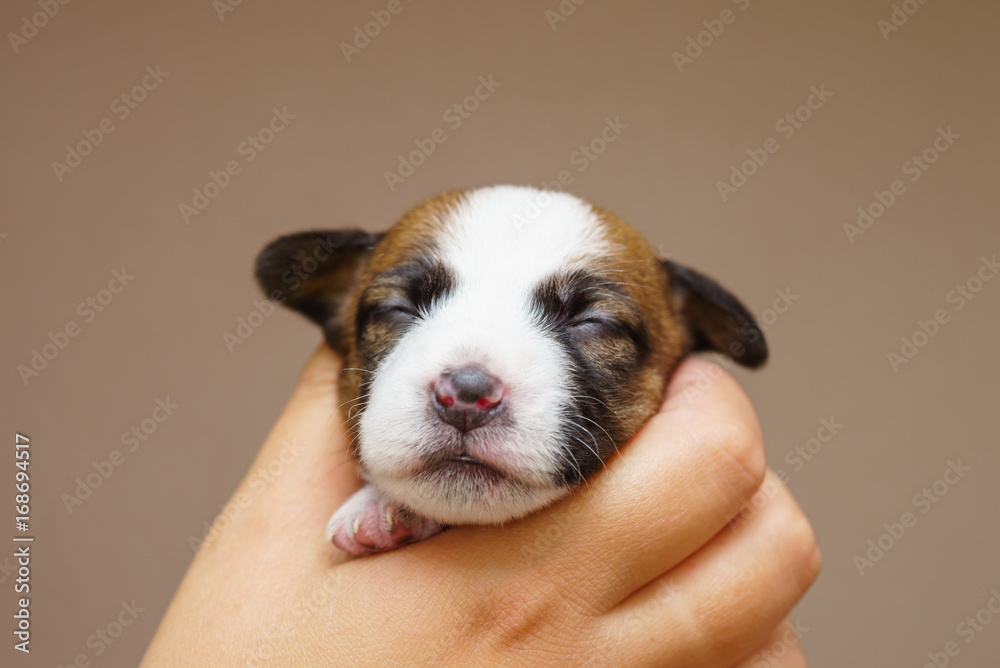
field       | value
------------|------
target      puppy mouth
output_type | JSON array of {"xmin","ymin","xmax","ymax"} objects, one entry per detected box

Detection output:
[
  {"xmin": 422, "ymin": 453, "xmax": 510, "ymax": 485},
  {"xmin": 448, "ymin": 453, "xmax": 488, "ymax": 466}
]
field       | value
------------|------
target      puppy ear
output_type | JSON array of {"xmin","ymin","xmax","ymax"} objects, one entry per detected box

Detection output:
[
  {"xmin": 255, "ymin": 230, "xmax": 383, "ymax": 351},
  {"xmin": 662, "ymin": 260, "xmax": 768, "ymax": 368}
]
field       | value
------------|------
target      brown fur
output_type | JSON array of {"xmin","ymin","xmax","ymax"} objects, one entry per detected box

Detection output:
[
  {"xmin": 336, "ymin": 190, "xmax": 470, "ymax": 424},
  {"xmin": 258, "ymin": 187, "xmax": 764, "ymax": 467},
  {"xmin": 584, "ymin": 203, "xmax": 690, "ymax": 439}
]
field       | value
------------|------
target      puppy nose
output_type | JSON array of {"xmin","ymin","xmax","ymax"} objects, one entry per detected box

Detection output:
[{"xmin": 433, "ymin": 366, "xmax": 504, "ymax": 432}]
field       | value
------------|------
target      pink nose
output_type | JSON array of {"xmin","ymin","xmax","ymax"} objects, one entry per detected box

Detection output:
[{"xmin": 433, "ymin": 366, "xmax": 504, "ymax": 431}]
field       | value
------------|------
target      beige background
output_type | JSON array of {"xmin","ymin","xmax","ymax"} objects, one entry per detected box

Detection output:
[{"xmin": 2, "ymin": 0, "xmax": 999, "ymax": 665}]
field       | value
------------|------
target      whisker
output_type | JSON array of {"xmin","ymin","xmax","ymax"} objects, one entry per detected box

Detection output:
[
  {"xmin": 347, "ymin": 401, "xmax": 369, "ymax": 421},
  {"xmin": 570, "ymin": 435, "xmax": 605, "ymax": 470},
  {"xmin": 568, "ymin": 394, "xmax": 612, "ymax": 411},
  {"xmin": 337, "ymin": 393, "xmax": 372, "ymax": 410},
  {"xmin": 565, "ymin": 418, "xmax": 608, "ymax": 472},
  {"xmin": 575, "ymin": 414, "xmax": 619, "ymax": 458},
  {"xmin": 346, "ymin": 431, "xmax": 363, "ymax": 454},
  {"xmin": 559, "ymin": 446, "xmax": 588, "ymax": 488}
]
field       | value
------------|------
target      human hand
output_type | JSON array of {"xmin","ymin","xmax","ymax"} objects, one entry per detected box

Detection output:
[{"xmin": 142, "ymin": 345, "xmax": 820, "ymax": 667}]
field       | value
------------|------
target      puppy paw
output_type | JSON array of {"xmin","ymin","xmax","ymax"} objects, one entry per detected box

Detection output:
[{"xmin": 326, "ymin": 485, "xmax": 442, "ymax": 556}]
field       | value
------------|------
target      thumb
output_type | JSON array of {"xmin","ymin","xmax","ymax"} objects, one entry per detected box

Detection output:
[
  {"xmin": 147, "ymin": 346, "xmax": 359, "ymax": 661},
  {"xmin": 224, "ymin": 344, "xmax": 361, "ymax": 548}
]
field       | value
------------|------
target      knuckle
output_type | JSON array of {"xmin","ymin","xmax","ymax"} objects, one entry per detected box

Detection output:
[
  {"xmin": 467, "ymin": 570, "xmax": 600, "ymax": 658},
  {"xmin": 778, "ymin": 502, "xmax": 822, "ymax": 588},
  {"xmin": 710, "ymin": 417, "xmax": 767, "ymax": 499},
  {"xmin": 800, "ymin": 539, "xmax": 823, "ymax": 589},
  {"xmin": 746, "ymin": 622, "xmax": 809, "ymax": 668}
]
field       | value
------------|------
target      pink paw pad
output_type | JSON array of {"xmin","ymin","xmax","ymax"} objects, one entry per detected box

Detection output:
[{"xmin": 327, "ymin": 486, "xmax": 442, "ymax": 556}]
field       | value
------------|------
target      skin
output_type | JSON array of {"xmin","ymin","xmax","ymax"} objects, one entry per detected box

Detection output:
[{"xmin": 142, "ymin": 345, "xmax": 821, "ymax": 667}]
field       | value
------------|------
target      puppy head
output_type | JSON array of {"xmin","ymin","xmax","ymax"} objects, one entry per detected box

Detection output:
[{"xmin": 257, "ymin": 186, "xmax": 766, "ymax": 524}]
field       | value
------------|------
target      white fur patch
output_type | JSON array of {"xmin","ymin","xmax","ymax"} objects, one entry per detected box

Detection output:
[{"xmin": 358, "ymin": 186, "xmax": 614, "ymax": 524}]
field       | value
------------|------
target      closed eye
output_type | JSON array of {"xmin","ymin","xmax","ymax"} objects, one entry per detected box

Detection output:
[
  {"xmin": 379, "ymin": 300, "xmax": 420, "ymax": 324},
  {"xmin": 384, "ymin": 302, "xmax": 417, "ymax": 316},
  {"xmin": 569, "ymin": 315, "xmax": 626, "ymax": 336},
  {"xmin": 532, "ymin": 269, "xmax": 649, "ymax": 350},
  {"xmin": 572, "ymin": 314, "xmax": 616, "ymax": 327}
]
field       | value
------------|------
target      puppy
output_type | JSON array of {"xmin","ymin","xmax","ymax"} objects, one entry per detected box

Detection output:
[{"xmin": 255, "ymin": 185, "xmax": 767, "ymax": 555}]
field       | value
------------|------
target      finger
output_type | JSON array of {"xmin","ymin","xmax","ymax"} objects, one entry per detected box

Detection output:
[
  {"xmin": 199, "ymin": 344, "xmax": 360, "ymax": 560},
  {"xmin": 603, "ymin": 472, "xmax": 821, "ymax": 668},
  {"xmin": 730, "ymin": 619, "xmax": 809, "ymax": 668},
  {"xmin": 433, "ymin": 358, "xmax": 768, "ymax": 609},
  {"xmin": 151, "ymin": 345, "xmax": 359, "ymax": 655},
  {"xmin": 247, "ymin": 343, "xmax": 360, "ymax": 501}
]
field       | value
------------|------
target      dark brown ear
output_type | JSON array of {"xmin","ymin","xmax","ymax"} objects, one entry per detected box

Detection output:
[
  {"xmin": 662, "ymin": 260, "xmax": 768, "ymax": 368},
  {"xmin": 255, "ymin": 229, "xmax": 383, "ymax": 352}
]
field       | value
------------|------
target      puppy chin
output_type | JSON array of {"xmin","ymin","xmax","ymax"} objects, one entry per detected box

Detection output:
[{"xmin": 372, "ymin": 470, "xmax": 569, "ymax": 525}]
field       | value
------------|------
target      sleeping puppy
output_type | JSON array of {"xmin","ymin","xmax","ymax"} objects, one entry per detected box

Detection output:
[{"xmin": 255, "ymin": 185, "xmax": 767, "ymax": 556}]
